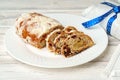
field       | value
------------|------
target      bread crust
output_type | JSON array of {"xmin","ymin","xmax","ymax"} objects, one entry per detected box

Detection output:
[
  {"xmin": 16, "ymin": 12, "xmax": 63, "ymax": 48},
  {"xmin": 53, "ymin": 27, "xmax": 79, "ymax": 54},
  {"xmin": 64, "ymin": 26, "xmax": 77, "ymax": 33},
  {"xmin": 46, "ymin": 29, "xmax": 62, "ymax": 51},
  {"xmin": 61, "ymin": 33, "xmax": 94, "ymax": 57}
]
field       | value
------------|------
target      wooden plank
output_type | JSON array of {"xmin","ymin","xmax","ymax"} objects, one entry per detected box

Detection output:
[
  {"xmin": 0, "ymin": 10, "xmax": 83, "ymax": 21},
  {"xmin": 0, "ymin": 45, "xmax": 6, "ymax": 51},
  {"xmin": 0, "ymin": 11, "xmax": 84, "ymax": 26},
  {"xmin": 0, "ymin": 71, "xmax": 104, "ymax": 80},
  {"xmin": 0, "ymin": 28, "xmax": 9, "ymax": 34},
  {"xmin": 0, "ymin": 56, "xmax": 18, "ymax": 64},
  {"xmin": 0, "ymin": 50, "xmax": 7, "ymax": 56},
  {"xmin": 0, "ymin": 70, "xmax": 104, "ymax": 80},
  {"xmin": 0, "ymin": 35, "xmax": 5, "ymax": 40},
  {"xmin": 0, "ymin": 62, "xmax": 107, "ymax": 71},
  {"xmin": 0, "ymin": 0, "xmax": 102, "ymax": 10},
  {"xmin": 0, "ymin": 10, "xmax": 83, "ymax": 20},
  {"xmin": 0, "ymin": 62, "xmax": 106, "ymax": 80}
]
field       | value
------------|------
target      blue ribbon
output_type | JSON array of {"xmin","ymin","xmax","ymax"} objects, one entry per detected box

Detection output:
[{"xmin": 82, "ymin": 2, "xmax": 120, "ymax": 35}]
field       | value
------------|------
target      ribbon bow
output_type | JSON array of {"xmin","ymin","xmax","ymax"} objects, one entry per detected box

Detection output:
[{"xmin": 82, "ymin": 2, "xmax": 120, "ymax": 35}]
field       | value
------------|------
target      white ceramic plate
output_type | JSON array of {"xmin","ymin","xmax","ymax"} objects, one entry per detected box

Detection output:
[{"xmin": 5, "ymin": 13, "xmax": 108, "ymax": 68}]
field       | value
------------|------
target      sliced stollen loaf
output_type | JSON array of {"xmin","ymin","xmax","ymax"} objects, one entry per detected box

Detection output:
[
  {"xmin": 16, "ymin": 12, "xmax": 64, "ymax": 48},
  {"xmin": 61, "ymin": 33, "xmax": 94, "ymax": 57},
  {"xmin": 46, "ymin": 26, "xmax": 78, "ymax": 54},
  {"xmin": 53, "ymin": 26, "xmax": 80, "ymax": 54},
  {"xmin": 48, "ymin": 26, "xmax": 94, "ymax": 57},
  {"xmin": 46, "ymin": 29, "xmax": 62, "ymax": 52},
  {"xmin": 15, "ymin": 12, "xmax": 94, "ymax": 58}
]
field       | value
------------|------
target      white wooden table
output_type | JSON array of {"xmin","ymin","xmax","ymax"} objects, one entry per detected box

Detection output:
[{"xmin": 0, "ymin": 0, "xmax": 119, "ymax": 80}]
